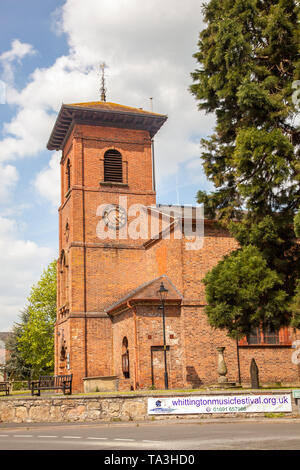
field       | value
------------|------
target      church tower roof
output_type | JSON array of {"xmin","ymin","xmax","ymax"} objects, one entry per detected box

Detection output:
[{"xmin": 47, "ymin": 101, "xmax": 167, "ymax": 150}]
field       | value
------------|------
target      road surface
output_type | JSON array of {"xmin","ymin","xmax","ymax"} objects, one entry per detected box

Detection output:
[{"xmin": 0, "ymin": 418, "xmax": 299, "ymax": 450}]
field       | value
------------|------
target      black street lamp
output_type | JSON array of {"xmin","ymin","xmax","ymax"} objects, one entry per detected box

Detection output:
[{"xmin": 158, "ymin": 281, "xmax": 169, "ymax": 390}]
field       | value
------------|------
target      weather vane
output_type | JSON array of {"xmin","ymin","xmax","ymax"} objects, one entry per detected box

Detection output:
[{"xmin": 100, "ymin": 62, "xmax": 108, "ymax": 102}]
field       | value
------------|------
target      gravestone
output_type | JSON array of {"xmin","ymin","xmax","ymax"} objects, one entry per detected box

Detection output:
[{"xmin": 250, "ymin": 358, "xmax": 259, "ymax": 389}]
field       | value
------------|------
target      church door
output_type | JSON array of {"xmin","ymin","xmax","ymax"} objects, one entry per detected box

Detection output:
[{"xmin": 151, "ymin": 346, "xmax": 170, "ymax": 390}]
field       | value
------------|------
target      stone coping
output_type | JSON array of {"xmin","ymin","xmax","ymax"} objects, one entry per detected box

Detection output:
[
  {"xmin": 82, "ymin": 376, "xmax": 118, "ymax": 380},
  {"xmin": 2, "ymin": 388, "xmax": 298, "ymax": 401},
  {"xmin": 1, "ymin": 389, "xmax": 298, "ymax": 423}
]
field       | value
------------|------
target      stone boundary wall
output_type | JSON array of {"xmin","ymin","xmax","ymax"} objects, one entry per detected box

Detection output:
[{"xmin": 0, "ymin": 390, "xmax": 298, "ymax": 423}]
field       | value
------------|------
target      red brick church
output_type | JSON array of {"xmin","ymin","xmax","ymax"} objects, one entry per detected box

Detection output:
[{"xmin": 47, "ymin": 99, "xmax": 300, "ymax": 393}]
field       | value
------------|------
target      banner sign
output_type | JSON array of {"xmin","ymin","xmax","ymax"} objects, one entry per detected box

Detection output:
[{"xmin": 148, "ymin": 394, "xmax": 292, "ymax": 415}]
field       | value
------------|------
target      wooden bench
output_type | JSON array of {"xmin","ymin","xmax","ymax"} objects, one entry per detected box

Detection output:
[
  {"xmin": 0, "ymin": 382, "xmax": 10, "ymax": 396},
  {"xmin": 31, "ymin": 374, "xmax": 72, "ymax": 396}
]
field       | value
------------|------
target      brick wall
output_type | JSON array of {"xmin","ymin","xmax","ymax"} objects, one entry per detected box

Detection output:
[
  {"xmin": 55, "ymin": 118, "xmax": 300, "ymax": 393},
  {"xmin": 112, "ymin": 304, "xmax": 184, "ymax": 391}
]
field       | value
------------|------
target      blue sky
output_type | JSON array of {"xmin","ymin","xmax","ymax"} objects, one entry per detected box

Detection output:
[{"xmin": 0, "ymin": 0, "xmax": 214, "ymax": 330}]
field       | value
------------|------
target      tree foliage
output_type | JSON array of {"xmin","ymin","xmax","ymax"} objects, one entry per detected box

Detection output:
[
  {"xmin": 191, "ymin": 0, "xmax": 299, "ymax": 221},
  {"xmin": 191, "ymin": 0, "xmax": 300, "ymax": 334},
  {"xmin": 291, "ymin": 211, "xmax": 300, "ymax": 327},
  {"xmin": 295, "ymin": 210, "xmax": 300, "ymax": 237},
  {"xmin": 17, "ymin": 260, "xmax": 57, "ymax": 376},
  {"xmin": 290, "ymin": 280, "xmax": 300, "ymax": 328},
  {"xmin": 204, "ymin": 245, "xmax": 287, "ymax": 338},
  {"xmin": 5, "ymin": 309, "xmax": 32, "ymax": 380}
]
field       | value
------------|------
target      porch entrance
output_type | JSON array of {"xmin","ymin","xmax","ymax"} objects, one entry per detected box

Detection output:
[{"xmin": 151, "ymin": 345, "xmax": 170, "ymax": 390}]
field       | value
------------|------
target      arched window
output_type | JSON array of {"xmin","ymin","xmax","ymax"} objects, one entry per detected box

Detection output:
[
  {"xmin": 59, "ymin": 332, "xmax": 67, "ymax": 361},
  {"xmin": 66, "ymin": 159, "xmax": 71, "ymax": 191},
  {"xmin": 104, "ymin": 149, "xmax": 123, "ymax": 183},
  {"xmin": 59, "ymin": 250, "xmax": 69, "ymax": 309},
  {"xmin": 122, "ymin": 337, "xmax": 130, "ymax": 378}
]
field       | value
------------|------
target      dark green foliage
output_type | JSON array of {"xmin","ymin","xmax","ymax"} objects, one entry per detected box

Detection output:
[
  {"xmin": 191, "ymin": 0, "xmax": 299, "ymax": 221},
  {"xmin": 191, "ymin": 0, "xmax": 300, "ymax": 334},
  {"xmin": 290, "ymin": 280, "xmax": 300, "ymax": 328},
  {"xmin": 5, "ymin": 261, "xmax": 57, "ymax": 379},
  {"xmin": 204, "ymin": 245, "xmax": 287, "ymax": 338},
  {"xmin": 5, "ymin": 309, "xmax": 32, "ymax": 380},
  {"xmin": 291, "ymin": 212, "xmax": 300, "ymax": 327},
  {"xmin": 295, "ymin": 211, "xmax": 300, "ymax": 237}
]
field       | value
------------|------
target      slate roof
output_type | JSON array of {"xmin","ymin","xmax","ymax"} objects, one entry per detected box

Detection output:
[
  {"xmin": 47, "ymin": 101, "xmax": 167, "ymax": 150},
  {"xmin": 105, "ymin": 275, "xmax": 183, "ymax": 315}
]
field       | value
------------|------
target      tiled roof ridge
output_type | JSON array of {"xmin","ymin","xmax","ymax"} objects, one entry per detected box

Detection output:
[
  {"xmin": 105, "ymin": 274, "xmax": 183, "ymax": 313},
  {"xmin": 65, "ymin": 101, "xmax": 165, "ymax": 117}
]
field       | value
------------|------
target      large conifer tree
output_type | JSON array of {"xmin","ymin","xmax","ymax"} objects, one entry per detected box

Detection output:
[{"xmin": 191, "ymin": 0, "xmax": 300, "ymax": 333}]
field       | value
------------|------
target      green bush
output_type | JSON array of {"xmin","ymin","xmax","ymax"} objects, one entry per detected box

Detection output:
[{"xmin": 11, "ymin": 381, "xmax": 30, "ymax": 391}]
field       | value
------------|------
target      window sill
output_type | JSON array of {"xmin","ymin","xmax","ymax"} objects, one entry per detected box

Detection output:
[
  {"xmin": 238, "ymin": 344, "xmax": 292, "ymax": 348},
  {"xmin": 100, "ymin": 181, "xmax": 129, "ymax": 188}
]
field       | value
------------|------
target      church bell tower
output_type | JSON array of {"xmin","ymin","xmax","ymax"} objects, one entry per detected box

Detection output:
[{"xmin": 47, "ymin": 96, "xmax": 167, "ymax": 392}]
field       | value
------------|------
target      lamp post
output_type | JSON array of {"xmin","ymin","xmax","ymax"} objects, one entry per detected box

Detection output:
[{"xmin": 158, "ymin": 281, "xmax": 169, "ymax": 389}]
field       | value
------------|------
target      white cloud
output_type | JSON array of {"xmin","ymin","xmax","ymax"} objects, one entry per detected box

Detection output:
[
  {"xmin": 57, "ymin": 0, "xmax": 210, "ymax": 179},
  {"xmin": 0, "ymin": 0, "xmax": 214, "ymax": 329},
  {"xmin": 0, "ymin": 107, "xmax": 55, "ymax": 162},
  {"xmin": 0, "ymin": 39, "xmax": 36, "ymax": 83},
  {"xmin": 0, "ymin": 164, "xmax": 18, "ymax": 202},
  {"xmin": 59, "ymin": 0, "xmax": 203, "ymax": 68},
  {"xmin": 0, "ymin": 216, "xmax": 55, "ymax": 330},
  {"xmin": 0, "ymin": 39, "xmax": 35, "ymax": 63},
  {"xmin": 0, "ymin": 0, "xmax": 212, "ymax": 182},
  {"xmin": 35, "ymin": 152, "xmax": 61, "ymax": 208}
]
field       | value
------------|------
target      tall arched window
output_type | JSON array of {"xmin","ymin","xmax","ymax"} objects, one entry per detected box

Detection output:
[
  {"xmin": 59, "ymin": 249, "xmax": 69, "ymax": 310},
  {"xmin": 122, "ymin": 336, "xmax": 130, "ymax": 378},
  {"xmin": 104, "ymin": 149, "xmax": 123, "ymax": 183},
  {"xmin": 66, "ymin": 159, "xmax": 71, "ymax": 191}
]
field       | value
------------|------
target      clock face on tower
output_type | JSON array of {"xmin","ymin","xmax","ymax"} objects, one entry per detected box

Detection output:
[{"xmin": 103, "ymin": 204, "xmax": 127, "ymax": 230}]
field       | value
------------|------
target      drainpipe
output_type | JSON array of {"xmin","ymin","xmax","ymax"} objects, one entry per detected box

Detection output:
[
  {"xmin": 81, "ymin": 138, "xmax": 88, "ymax": 379},
  {"xmin": 151, "ymin": 139, "xmax": 156, "ymax": 193}
]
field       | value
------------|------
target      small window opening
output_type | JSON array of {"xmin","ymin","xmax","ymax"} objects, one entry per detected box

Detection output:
[
  {"xmin": 66, "ymin": 159, "xmax": 71, "ymax": 191},
  {"xmin": 104, "ymin": 149, "xmax": 123, "ymax": 183}
]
